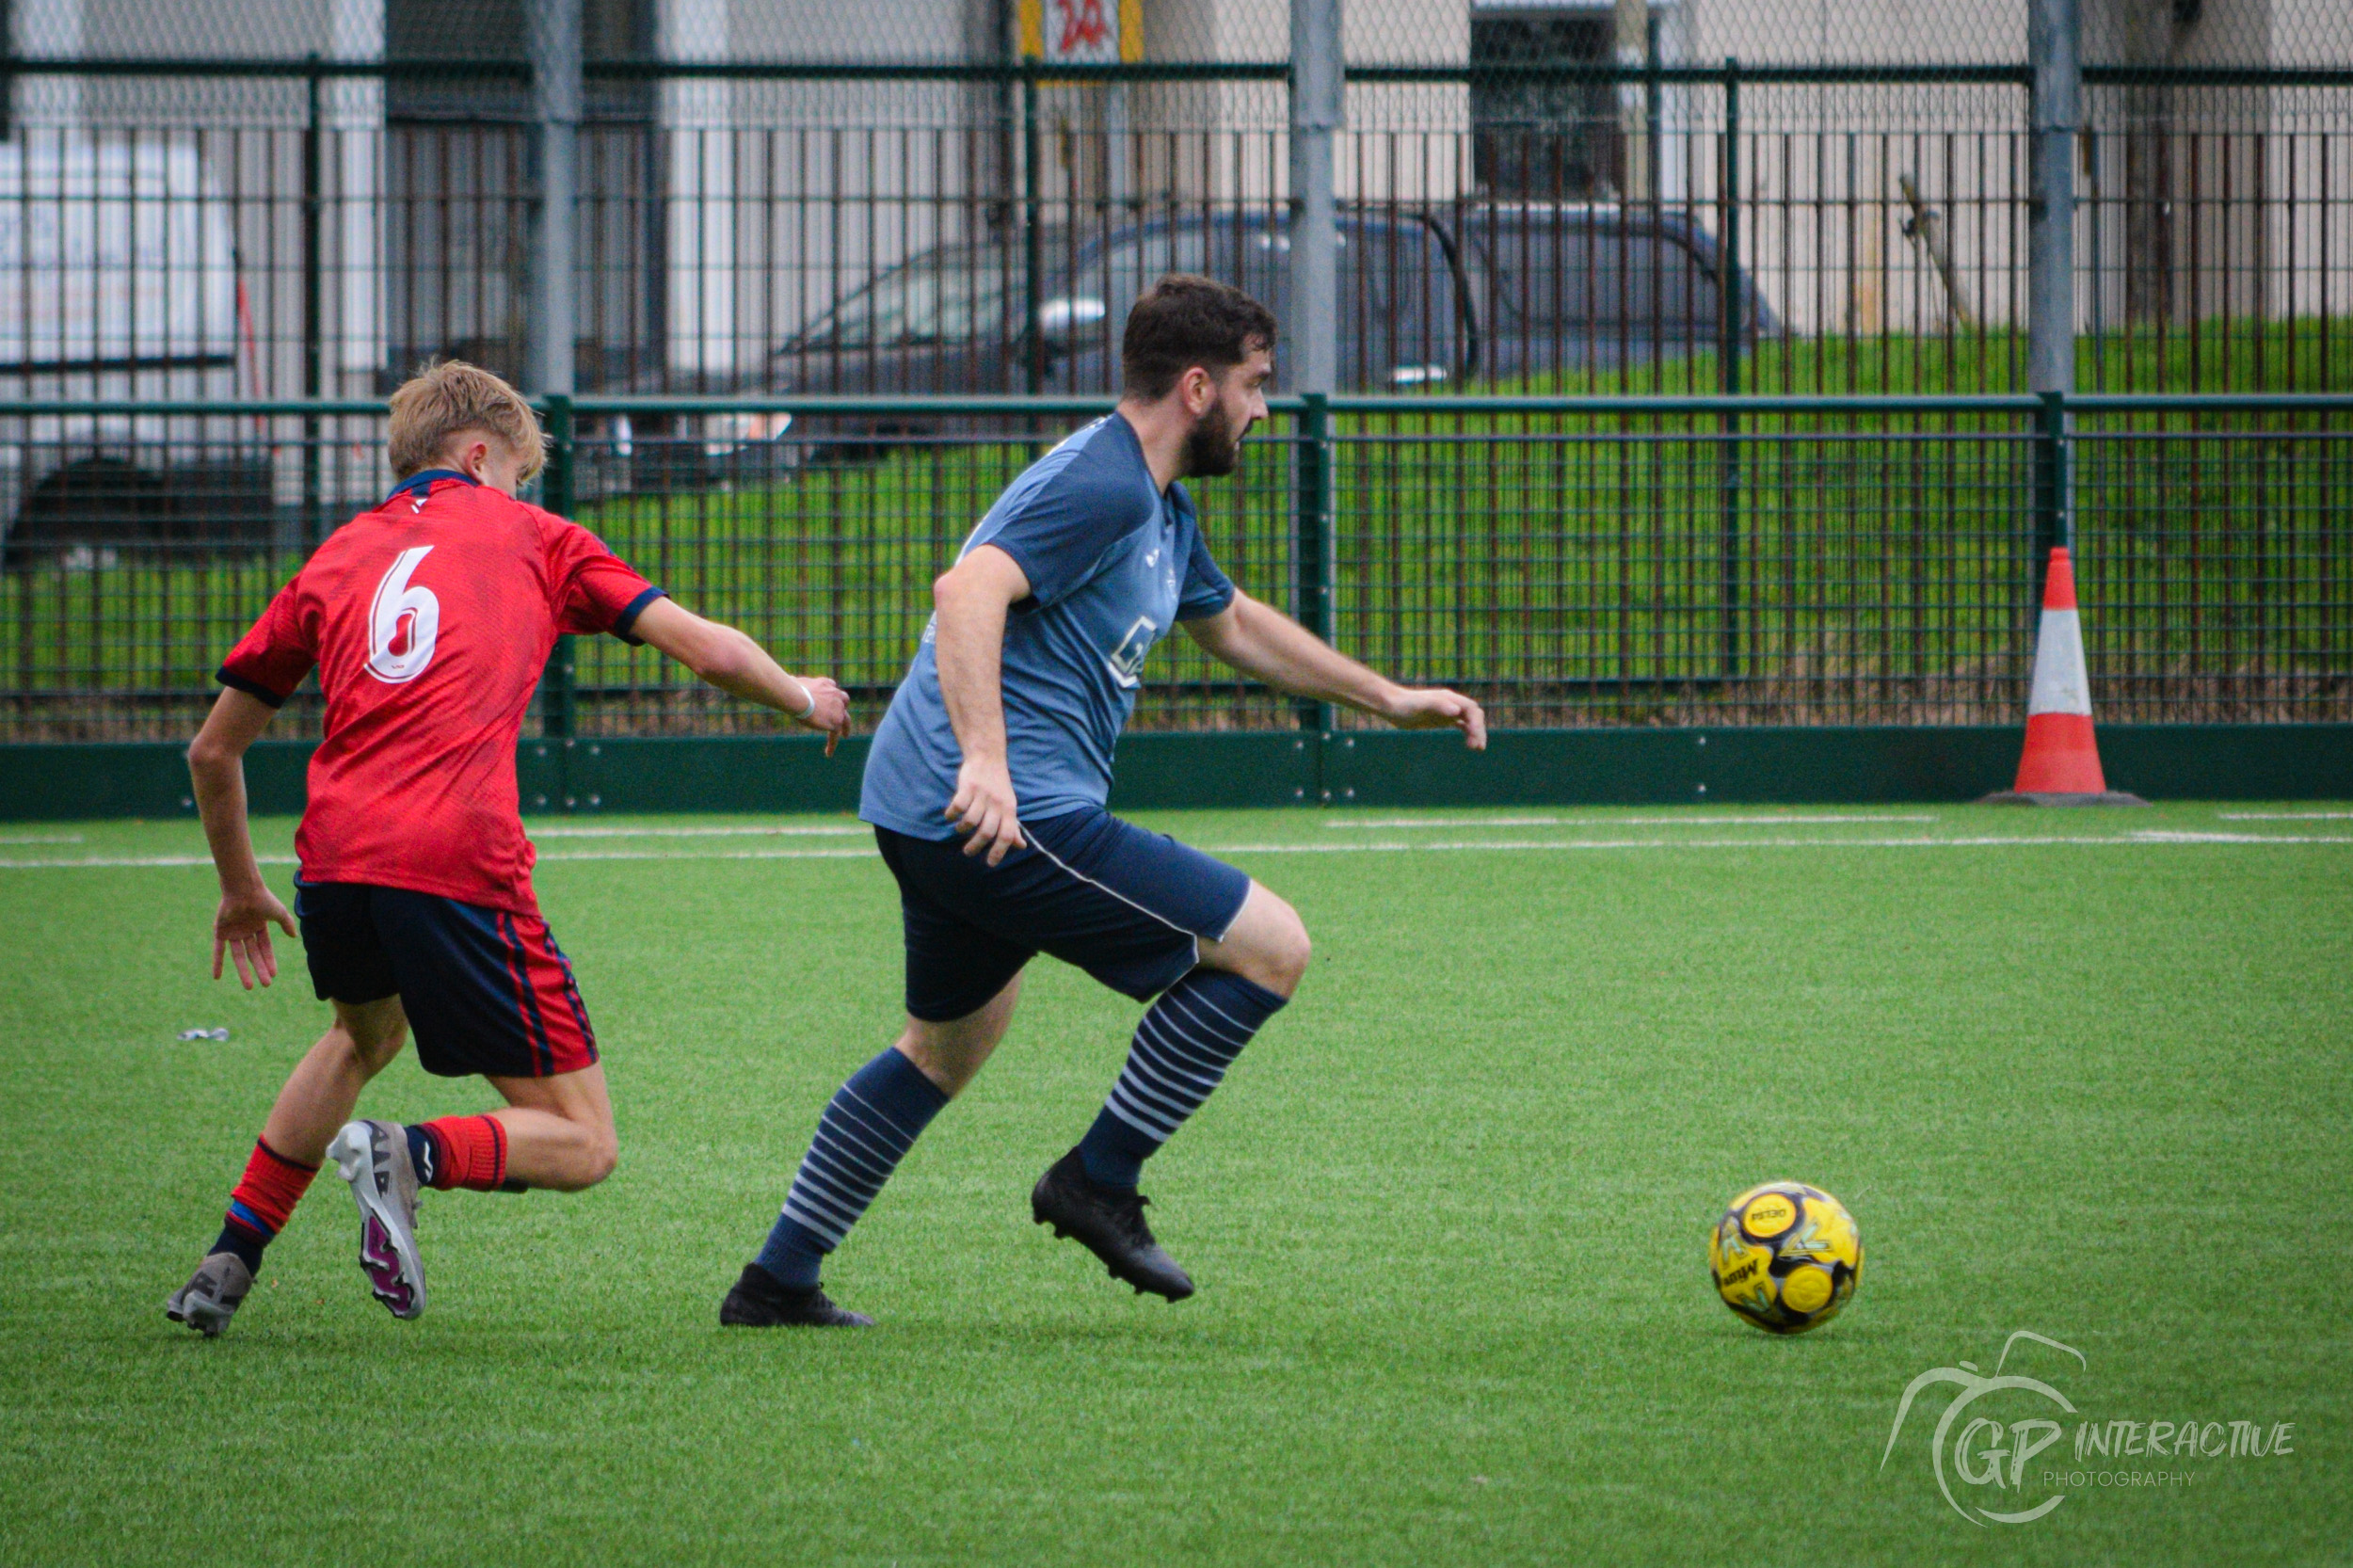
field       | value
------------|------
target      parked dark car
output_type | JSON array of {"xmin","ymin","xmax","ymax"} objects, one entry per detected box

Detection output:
[
  {"xmin": 626, "ymin": 201, "xmax": 1775, "ymax": 479},
  {"xmin": 740, "ymin": 210, "xmax": 1469, "ymax": 399},
  {"xmin": 1448, "ymin": 202, "xmax": 1781, "ymax": 380}
]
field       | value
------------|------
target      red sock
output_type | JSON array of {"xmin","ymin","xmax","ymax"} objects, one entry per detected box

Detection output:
[
  {"xmin": 416, "ymin": 1115, "xmax": 509, "ymax": 1192},
  {"xmin": 226, "ymin": 1139, "xmax": 318, "ymax": 1243}
]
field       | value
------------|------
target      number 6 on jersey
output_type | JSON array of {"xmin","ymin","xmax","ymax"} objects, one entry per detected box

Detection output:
[{"xmin": 366, "ymin": 545, "xmax": 440, "ymax": 683}]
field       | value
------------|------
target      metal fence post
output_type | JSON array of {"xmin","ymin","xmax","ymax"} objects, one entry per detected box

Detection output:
[
  {"xmin": 2028, "ymin": 0, "xmax": 2079, "ymax": 400},
  {"xmin": 1644, "ymin": 16, "xmax": 1663, "ymax": 214},
  {"xmin": 527, "ymin": 0, "xmax": 581, "ymax": 399},
  {"xmin": 1289, "ymin": 0, "xmax": 1341, "ymax": 397},
  {"xmin": 2028, "ymin": 0, "xmax": 2080, "ymax": 614},
  {"xmin": 1021, "ymin": 59, "xmax": 1044, "ymax": 396},
  {"xmin": 540, "ymin": 394, "xmax": 578, "ymax": 746},
  {"xmin": 1294, "ymin": 392, "xmax": 1334, "ymax": 798},
  {"xmin": 2035, "ymin": 388, "xmax": 2073, "ymax": 553},
  {"xmin": 301, "ymin": 59, "xmax": 324, "ymax": 549},
  {"xmin": 1719, "ymin": 58, "xmax": 1743, "ymax": 681}
]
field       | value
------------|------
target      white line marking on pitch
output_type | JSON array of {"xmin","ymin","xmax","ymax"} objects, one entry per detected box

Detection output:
[
  {"xmin": 6, "ymin": 833, "xmax": 2346, "ymax": 872},
  {"xmin": 1203, "ymin": 834, "xmax": 2353, "ymax": 855},
  {"xmin": 0, "ymin": 848, "xmax": 877, "ymax": 869},
  {"xmin": 2219, "ymin": 811, "xmax": 2353, "ymax": 821},
  {"xmin": 0, "ymin": 832, "xmax": 83, "ymax": 844},
  {"xmin": 529, "ymin": 824, "xmax": 866, "ymax": 839},
  {"xmin": 0, "ymin": 854, "xmax": 284, "ymax": 869},
  {"xmin": 2127, "ymin": 830, "xmax": 2343, "ymax": 843},
  {"xmin": 1322, "ymin": 813, "xmax": 1941, "ymax": 829},
  {"xmin": 536, "ymin": 847, "xmax": 874, "ymax": 861}
]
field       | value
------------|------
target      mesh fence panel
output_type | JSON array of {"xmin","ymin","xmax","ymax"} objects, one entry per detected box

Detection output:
[
  {"xmin": 1328, "ymin": 408, "xmax": 2040, "ymax": 728},
  {"xmin": 557, "ymin": 410, "xmax": 1297, "ymax": 736},
  {"xmin": 0, "ymin": 9, "xmax": 2343, "ymax": 746},
  {"xmin": 0, "ymin": 91, "xmax": 2341, "ymax": 408},
  {"xmin": 0, "ymin": 399, "xmax": 2342, "ymax": 743},
  {"xmin": 0, "ymin": 407, "xmax": 385, "ymax": 742},
  {"xmin": 2074, "ymin": 409, "xmax": 2353, "ymax": 720}
]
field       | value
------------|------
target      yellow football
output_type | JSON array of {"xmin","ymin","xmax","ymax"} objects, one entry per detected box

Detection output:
[{"xmin": 1708, "ymin": 1181, "xmax": 1862, "ymax": 1335}]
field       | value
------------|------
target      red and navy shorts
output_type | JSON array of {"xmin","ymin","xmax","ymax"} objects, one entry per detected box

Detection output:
[{"xmin": 294, "ymin": 880, "xmax": 598, "ymax": 1079}]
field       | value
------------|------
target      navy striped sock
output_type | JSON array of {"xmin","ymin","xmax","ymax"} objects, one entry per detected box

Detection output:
[
  {"xmin": 1079, "ymin": 969, "xmax": 1287, "ymax": 1189},
  {"xmin": 754, "ymin": 1047, "xmax": 949, "ymax": 1288}
]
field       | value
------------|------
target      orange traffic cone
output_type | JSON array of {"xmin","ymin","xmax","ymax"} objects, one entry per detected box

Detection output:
[{"xmin": 1983, "ymin": 546, "xmax": 2146, "ymax": 806}]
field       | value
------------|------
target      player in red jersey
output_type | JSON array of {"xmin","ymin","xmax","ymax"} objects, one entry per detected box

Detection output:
[{"xmin": 166, "ymin": 362, "xmax": 851, "ymax": 1336}]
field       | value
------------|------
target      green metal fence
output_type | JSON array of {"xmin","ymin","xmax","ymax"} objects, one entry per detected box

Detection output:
[
  {"xmin": 0, "ymin": 392, "xmax": 2345, "ymax": 744},
  {"xmin": 2, "ymin": 56, "xmax": 2348, "ymax": 408}
]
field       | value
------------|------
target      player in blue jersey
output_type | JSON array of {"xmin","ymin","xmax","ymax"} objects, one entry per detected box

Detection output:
[{"xmin": 722, "ymin": 275, "xmax": 1486, "ymax": 1326}]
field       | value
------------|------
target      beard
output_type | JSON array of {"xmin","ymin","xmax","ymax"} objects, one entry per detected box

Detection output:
[{"xmin": 1178, "ymin": 398, "xmax": 1245, "ymax": 478}]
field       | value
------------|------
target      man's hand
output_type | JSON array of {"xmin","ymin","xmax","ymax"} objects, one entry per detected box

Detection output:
[
  {"xmin": 1384, "ymin": 686, "xmax": 1489, "ymax": 750},
  {"xmin": 214, "ymin": 884, "xmax": 296, "ymax": 989},
  {"xmin": 946, "ymin": 756, "xmax": 1026, "ymax": 865},
  {"xmin": 793, "ymin": 675, "xmax": 852, "ymax": 756},
  {"xmin": 1183, "ymin": 596, "xmax": 1491, "ymax": 756}
]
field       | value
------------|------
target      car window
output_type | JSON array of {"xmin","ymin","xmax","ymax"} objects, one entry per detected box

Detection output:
[
  {"xmin": 1044, "ymin": 224, "xmax": 1216, "ymax": 362},
  {"xmin": 1042, "ymin": 216, "xmax": 1458, "ymax": 391},
  {"xmin": 1102, "ymin": 225, "xmax": 1209, "ymax": 322},
  {"xmin": 1068, "ymin": 220, "xmax": 1287, "ymax": 333},
  {"xmin": 1343, "ymin": 221, "xmax": 1459, "ymax": 386},
  {"xmin": 1039, "ymin": 220, "xmax": 1290, "ymax": 376},
  {"xmin": 1470, "ymin": 220, "xmax": 1718, "ymax": 331},
  {"xmin": 786, "ymin": 248, "xmax": 1012, "ymax": 351}
]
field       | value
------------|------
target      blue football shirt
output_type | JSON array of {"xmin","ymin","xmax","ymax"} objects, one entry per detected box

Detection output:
[{"xmin": 860, "ymin": 413, "xmax": 1237, "ymax": 840}]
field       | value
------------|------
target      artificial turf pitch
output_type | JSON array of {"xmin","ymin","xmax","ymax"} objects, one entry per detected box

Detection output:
[{"xmin": 1, "ymin": 803, "xmax": 2345, "ymax": 1565}]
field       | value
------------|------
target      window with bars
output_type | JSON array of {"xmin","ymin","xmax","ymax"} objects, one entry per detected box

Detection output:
[
  {"xmin": 1470, "ymin": 8, "xmax": 1622, "ymax": 200},
  {"xmin": 381, "ymin": 0, "xmax": 663, "ymax": 391}
]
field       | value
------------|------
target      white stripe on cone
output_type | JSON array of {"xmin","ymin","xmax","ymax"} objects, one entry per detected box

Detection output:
[
  {"xmin": 2012, "ymin": 546, "xmax": 2110, "ymax": 794},
  {"xmin": 2026, "ymin": 608, "xmax": 2092, "ymax": 717}
]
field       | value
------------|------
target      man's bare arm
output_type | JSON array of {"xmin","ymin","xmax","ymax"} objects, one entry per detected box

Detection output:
[
  {"xmin": 1183, "ymin": 590, "xmax": 1486, "ymax": 748},
  {"xmin": 932, "ymin": 544, "xmax": 1032, "ymax": 864},
  {"xmin": 187, "ymin": 689, "xmax": 297, "ymax": 988},
  {"xmin": 630, "ymin": 597, "xmax": 851, "ymax": 755}
]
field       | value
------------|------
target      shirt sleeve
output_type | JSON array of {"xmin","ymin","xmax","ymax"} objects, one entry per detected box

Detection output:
[
  {"xmin": 542, "ymin": 515, "xmax": 664, "ymax": 643},
  {"xmin": 216, "ymin": 579, "xmax": 315, "ymax": 706},
  {"xmin": 979, "ymin": 463, "xmax": 1156, "ymax": 611},
  {"xmin": 1175, "ymin": 495, "xmax": 1237, "ymax": 621}
]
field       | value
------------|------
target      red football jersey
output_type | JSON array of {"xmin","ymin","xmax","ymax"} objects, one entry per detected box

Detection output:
[{"xmin": 217, "ymin": 471, "xmax": 661, "ymax": 915}]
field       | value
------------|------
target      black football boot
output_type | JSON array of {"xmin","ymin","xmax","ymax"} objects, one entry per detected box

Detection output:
[
  {"xmin": 719, "ymin": 1264, "xmax": 874, "ymax": 1327},
  {"xmin": 1030, "ymin": 1147, "xmax": 1195, "ymax": 1302}
]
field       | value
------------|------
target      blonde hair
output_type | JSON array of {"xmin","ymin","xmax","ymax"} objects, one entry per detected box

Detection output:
[{"xmin": 386, "ymin": 360, "xmax": 546, "ymax": 481}]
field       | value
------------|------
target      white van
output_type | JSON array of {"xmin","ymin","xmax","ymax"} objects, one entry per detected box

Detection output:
[{"xmin": 0, "ymin": 134, "xmax": 272, "ymax": 569}]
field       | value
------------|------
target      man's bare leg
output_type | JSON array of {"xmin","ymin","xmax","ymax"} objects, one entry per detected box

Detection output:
[
  {"xmin": 1195, "ymin": 881, "xmax": 1313, "ymax": 998},
  {"xmin": 724, "ymin": 974, "xmax": 1025, "ymax": 1328},
  {"xmin": 894, "ymin": 971, "xmax": 1024, "ymax": 1096},
  {"xmin": 1041, "ymin": 880, "xmax": 1313, "ymax": 1301}
]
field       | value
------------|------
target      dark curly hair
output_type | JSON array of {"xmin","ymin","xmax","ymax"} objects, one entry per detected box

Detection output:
[{"xmin": 1121, "ymin": 274, "xmax": 1278, "ymax": 400}]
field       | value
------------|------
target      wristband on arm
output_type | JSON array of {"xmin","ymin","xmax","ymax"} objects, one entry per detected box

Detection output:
[{"xmin": 793, "ymin": 683, "xmax": 818, "ymax": 721}]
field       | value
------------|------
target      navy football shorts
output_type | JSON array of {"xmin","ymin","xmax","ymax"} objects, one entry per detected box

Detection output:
[
  {"xmin": 874, "ymin": 806, "xmax": 1254, "ymax": 1022},
  {"xmin": 294, "ymin": 880, "xmax": 599, "ymax": 1079}
]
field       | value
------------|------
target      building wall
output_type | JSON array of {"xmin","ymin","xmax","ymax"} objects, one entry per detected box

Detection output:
[
  {"xmin": 6, "ymin": 0, "xmax": 2340, "ymax": 384},
  {"xmin": 659, "ymin": 0, "xmax": 999, "ymax": 375}
]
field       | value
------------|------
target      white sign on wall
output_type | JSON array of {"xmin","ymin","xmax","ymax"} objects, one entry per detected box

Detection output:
[{"xmin": 1021, "ymin": 0, "xmax": 1141, "ymax": 65}]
